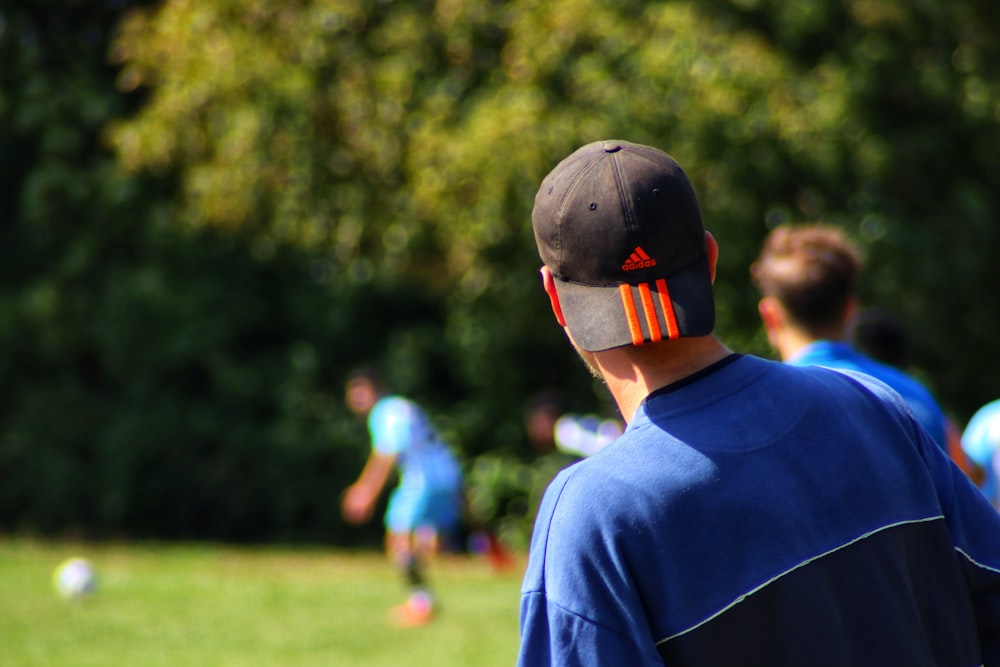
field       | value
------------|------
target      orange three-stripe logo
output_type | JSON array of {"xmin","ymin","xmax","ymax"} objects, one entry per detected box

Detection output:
[{"xmin": 618, "ymin": 280, "xmax": 679, "ymax": 345}]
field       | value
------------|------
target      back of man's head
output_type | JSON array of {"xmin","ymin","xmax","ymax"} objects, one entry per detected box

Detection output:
[
  {"xmin": 531, "ymin": 140, "xmax": 715, "ymax": 352},
  {"xmin": 750, "ymin": 224, "xmax": 863, "ymax": 333}
]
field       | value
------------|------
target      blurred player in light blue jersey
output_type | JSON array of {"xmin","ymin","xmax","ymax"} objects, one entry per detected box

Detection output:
[
  {"xmin": 341, "ymin": 367, "xmax": 463, "ymax": 626},
  {"xmin": 962, "ymin": 398, "xmax": 1000, "ymax": 509}
]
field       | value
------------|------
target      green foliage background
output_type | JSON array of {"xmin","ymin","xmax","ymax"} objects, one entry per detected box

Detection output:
[{"xmin": 2, "ymin": 0, "xmax": 999, "ymax": 546}]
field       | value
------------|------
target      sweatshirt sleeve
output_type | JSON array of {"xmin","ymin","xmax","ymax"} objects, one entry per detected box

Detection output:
[
  {"xmin": 917, "ymin": 411, "xmax": 1000, "ymax": 665},
  {"xmin": 517, "ymin": 470, "xmax": 665, "ymax": 667}
]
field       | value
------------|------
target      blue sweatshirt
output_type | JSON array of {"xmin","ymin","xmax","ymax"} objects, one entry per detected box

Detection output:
[{"xmin": 519, "ymin": 355, "xmax": 1000, "ymax": 667}]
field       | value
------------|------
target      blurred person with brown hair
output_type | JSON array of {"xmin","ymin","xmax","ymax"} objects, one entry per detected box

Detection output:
[{"xmin": 751, "ymin": 224, "xmax": 951, "ymax": 453}]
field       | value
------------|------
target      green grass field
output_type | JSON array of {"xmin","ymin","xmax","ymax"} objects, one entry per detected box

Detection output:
[{"xmin": 0, "ymin": 538, "xmax": 524, "ymax": 667}]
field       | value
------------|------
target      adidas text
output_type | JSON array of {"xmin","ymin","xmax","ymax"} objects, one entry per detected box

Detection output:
[{"xmin": 622, "ymin": 258, "xmax": 656, "ymax": 271}]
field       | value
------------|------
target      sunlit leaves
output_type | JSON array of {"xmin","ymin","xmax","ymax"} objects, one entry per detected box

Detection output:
[
  {"xmin": 110, "ymin": 0, "xmax": 362, "ymax": 233},
  {"xmin": 107, "ymin": 0, "xmax": 832, "ymax": 293},
  {"xmin": 104, "ymin": 0, "xmax": 1000, "ymax": 411}
]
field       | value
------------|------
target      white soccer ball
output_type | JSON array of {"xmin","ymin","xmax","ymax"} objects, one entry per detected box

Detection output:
[{"xmin": 53, "ymin": 557, "xmax": 97, "ymax": 599}]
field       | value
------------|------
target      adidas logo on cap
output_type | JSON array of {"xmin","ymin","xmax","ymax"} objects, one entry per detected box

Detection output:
[{"xmin": 622, "ymin": 246, "xmax": 656, "ymax": 271}]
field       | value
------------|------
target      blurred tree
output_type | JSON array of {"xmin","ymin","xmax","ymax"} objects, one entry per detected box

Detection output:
[
  {"xmin": 4, "ymin": 0, "xmax": 1000, "ymax": 544},
  {"xmin": 102, "ymin": 0, "xmax": 1000, "ymax": 543},
  {"xmin": 0, "ymin": 1, "xmax": 411, "ymax": 544},
  {"xmin": 104, "ymin": 0, "xmax": 845, "ymax": 432},
  {"xmin": 107, "ymin": 0, "xmax": 1000, "ymax": 421}
]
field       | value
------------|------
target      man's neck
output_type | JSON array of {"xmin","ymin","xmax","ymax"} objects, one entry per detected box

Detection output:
[
  {"xmin": 591, "ymin": 336, "xmax": 733, "ymax": 424},
  {"xmin": 776, "ymin": 326, "xmax": 845, "ymax": 362},
  {"xmin": 775, "ymin": 328, "xmax": 819, "ymax": 362}
]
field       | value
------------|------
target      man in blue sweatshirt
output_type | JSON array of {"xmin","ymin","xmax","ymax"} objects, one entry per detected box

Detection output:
[{"xmin": 518, "ymin": 139, "xmax": 1000, "ymax": 667}]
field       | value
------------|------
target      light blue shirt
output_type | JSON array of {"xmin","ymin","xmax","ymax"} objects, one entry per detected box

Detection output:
[
  {"xmin": 962, "ymin": 398, "xmax": 1000, "ymax": 506},
  {"xmin": 368, "ymin": 395, "xmax": 461, "ymax": 491}
]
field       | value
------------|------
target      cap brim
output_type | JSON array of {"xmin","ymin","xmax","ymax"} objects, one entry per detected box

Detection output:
[{"xmin": 551, "ymin": 254, "xmax": 715, "ymax": 352}]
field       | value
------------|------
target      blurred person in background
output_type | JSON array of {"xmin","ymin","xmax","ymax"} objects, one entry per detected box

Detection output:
[
  {"xmin": 341, "ymin": 367, "xmax": 464, "ymax": 627},
  {"xmin": 525, "ymin": 391, "xmax": 623, "ymax": 459},
  {"xmin": 850, "ymin": 307, "xmax": 983, "ymax": 483},
  {"xmin": 751, "ymin": 224, "xmax": 951, "ymax": 454},
  {"xmin": 848, "ymin": 306, "xmax": 912, "ymax": 370}
]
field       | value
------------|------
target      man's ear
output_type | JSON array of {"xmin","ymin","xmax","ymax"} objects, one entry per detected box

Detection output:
[
  {"xmin": 540, "ymin": 266, "xmax": 567, "ymax": 327},
  {"xmin": 705, "ymin": 232, "xmax": 719, "ymax": 283}
]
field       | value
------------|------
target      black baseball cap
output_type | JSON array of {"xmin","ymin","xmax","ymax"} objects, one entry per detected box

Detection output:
[{"xmin": 531, "ymin": 140, "xmax": 715, "ymax": 352}]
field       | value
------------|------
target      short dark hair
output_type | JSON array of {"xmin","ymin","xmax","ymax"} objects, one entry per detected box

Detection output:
[
  {"xmin": 346, "ymin": 365, "xmax": 386, "ymax": 391},
  {"xmin": 849, "ymin": 308, "xmax": 911, "ymax": 370},
  {"xmin": 751, "ymin": 224, "xmax": 863, "ymax": 332}
]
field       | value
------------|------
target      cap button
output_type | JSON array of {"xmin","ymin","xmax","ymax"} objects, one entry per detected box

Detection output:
[{"xmin": 602, "ymin": 142, "xmax": 621, "ymax": 153}]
